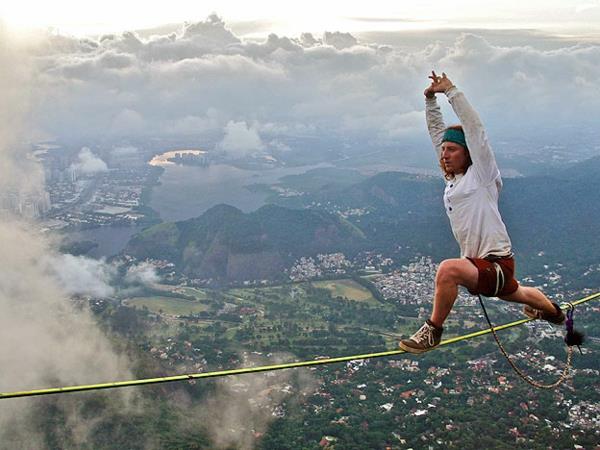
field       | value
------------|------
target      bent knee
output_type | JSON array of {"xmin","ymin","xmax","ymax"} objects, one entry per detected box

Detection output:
[
  {"xmin": 436, "ymin": 258, "xmax": 478, "ymax": 288},
  {"xmin": 436, "ymin": 259, "xmax": 464, "ymax": 283}
]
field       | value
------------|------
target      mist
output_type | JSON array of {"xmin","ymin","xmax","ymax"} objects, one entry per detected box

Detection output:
[
  {"xmin": 27, "ymin": 14, "xmax": 600, "ymax": 159},
  {"xmin": 0, "ymin": 25, "xmax": 136, "ymax": 448},
  {"xmin": 199, "ymin": 353, "xmax": 316, "ymax": 450},
  {"xmin": 1, "ymin": 26, "xmax": 315, "ymax": 449}
]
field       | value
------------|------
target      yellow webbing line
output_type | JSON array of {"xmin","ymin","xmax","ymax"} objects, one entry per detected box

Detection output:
[{"xmin": 1, "ymin": 291, "xmax": 598, "ymax": 400}]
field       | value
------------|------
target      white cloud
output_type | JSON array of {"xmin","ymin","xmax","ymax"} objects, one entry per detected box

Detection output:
[
  {"xmin": 181, "ymin": 13, "xmax": 241, "ymax": 47},
  {"xmin": 0, "ymin": 30, "xmax": 135, "ymax": 444},
  {"xmin": 110, "ymin": 109, "xmax": 145, "ymax": 135},
  {"xmin": 0, "ymin": 221, "xmax": 136, "ymax": 444},
  {"xmin": 70, "ymin": 147, "xmax": 108, "ymax": 174},
  {"xmin": 22, "ymin": 15, "xmax": 600, "ymax": 155},
  {"xmin": 45, "ymin": 253, "xmax": 116, "ymax": 297},
  {"xmin": 300, "ymin": 32, "xmax": 320, "ymax": 47},
  {"xmin": 383, "ymin": 111, "xmax": 425, "ymax": 138},
  {"xmin": 165, "ymin": 108, "xmax": 221, "ymax": 135},
  {"xmin": 218, "ymin": 120, "xmax": 265, "ymax": 157},
  {"xmin": 125, "ymin": 261, "xmax": 160, "ymax": 285},
  {"xmin": 323, "ymin": 31, "xmax": 358, "ymax": 49}
]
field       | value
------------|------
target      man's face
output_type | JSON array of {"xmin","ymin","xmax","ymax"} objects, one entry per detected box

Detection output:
[{"xmin": 441, "ymin": 141, "xmax": 469, "ymax": 175}]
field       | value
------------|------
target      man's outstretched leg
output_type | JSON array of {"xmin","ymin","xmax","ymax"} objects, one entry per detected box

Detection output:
[
  {"xmin": 500, "ymin": 286, "xmax": 565, "ymax": 325},
  {"xmin": 399, "ymin": 259, "xmax": 478, "ymax": 354}
]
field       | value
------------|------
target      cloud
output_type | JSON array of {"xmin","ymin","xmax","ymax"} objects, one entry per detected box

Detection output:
[
  {"xmin": 164, "ymin": 108, "xmax": 221, "ymax": 135},
  {"xmin": 44, "ymin": 253, "xmax": 116, "ymax": 297},
  {"xmin": 433, "ymin": 33, "xmax": 600, "ymax": 124},
  {"xmin": 323, "ymin": 31, "xmax": 358, "ymax": 49},
  {"xmin": 0, "ymin": 27, "xmax": 45, "ymax": 202},
  {"xmin": 218, "ymin": 120, "xmax": 265, "ymax": 157},
  {"xmin": 110, "ymin": 109, "xmax": 145, "ymax": 136},
  {"xmin": 22, "ymin": 14, "xmax": 600, "ymax": 159},
  {"xmin": 383, "ymin": 110, "xmax": 425, "ymax": 138},
  {"xmin": 199, "ymin": 353, "xmax": 315, "ymax": 450},
  {"xmin": 0, "ymin": 222, "xmax": 137, "ymax": 445},
  {"xmin": 125, "ymin": 261, "xmax": 160, "ymax": 285},
  {"xmin": 300, "ymin": 32, "xmax": 320, "ymax": 47},
  {"xmin": 70, "ymin": 147, "xmax": 108, "ymax": 174},
  {"xmin": 348, "ymin": 16, "xmax": 423, "ymax": 23},
  {"xmin": 0, "ymin": 28, "xmax": 136, "ymax": 448},
  {"xmin": 182, "ymin": 13, "xmax": 241, "ymax": 47},
  {"xmin": 97, "ymin": 50, "xmax": 136, "ymax": 70}
]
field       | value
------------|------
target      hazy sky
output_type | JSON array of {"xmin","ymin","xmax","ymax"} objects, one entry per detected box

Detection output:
[
  {"xmin": 3, "ymin": 0, "xmax": 600, "ymax": 37},
  {"xmin": 2, "ymin": 3, "xmax": 600, "ymax": 161}
]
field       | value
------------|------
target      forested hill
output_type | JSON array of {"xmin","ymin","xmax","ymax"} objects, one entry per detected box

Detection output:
[
  {"xmin": 269, "ymin": 159, "xmax": 600, "ymax": 279},
  {"xmin": 125, "ymin": 157, "xmax": 600, "ymax": 285},
  {"xmin": 355, "ymin": 168, "xmax": 600, "ymax": 261},
  {"xmin": 125, "ymin": 203, "xmax": 366, "ymax": 282}
]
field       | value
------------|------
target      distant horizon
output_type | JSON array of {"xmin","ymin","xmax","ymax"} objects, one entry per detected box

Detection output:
[
  {"xmin": 2, "ymin": 4, "xmax": 600, "ymax": 182},
  {"xmin": 37, "ymin": 22, "xmax": 600, "ymax": 48},
  {"xmin": 3, "ymin": 0, "xmax": 600, "ymax": 38}
]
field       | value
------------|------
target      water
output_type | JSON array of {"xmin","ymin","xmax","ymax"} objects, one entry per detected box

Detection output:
[
  {"xmin": 65, "ymin": 161, "xmax": 329, "ymax": 257},
  {"xmin": 149, "ymin": 162, "xmax": 329, "ymax": 222},
  {"xmin": 149, "ymin": 149, "xmax": 207, "ymax": 166},
  {"xmin": 67, "ymin": 225, "xmax": 144, "ymax": 258}
]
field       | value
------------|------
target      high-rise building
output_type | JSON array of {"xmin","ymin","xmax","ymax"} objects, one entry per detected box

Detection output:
[{"xmin": 0, "ymin": 190, "xmax": 51, "ymax": 219}]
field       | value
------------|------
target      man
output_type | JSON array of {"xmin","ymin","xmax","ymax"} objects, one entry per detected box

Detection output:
[{"xmin": 399, "ymin": 71, "xmax": 565, "ymax": 354}]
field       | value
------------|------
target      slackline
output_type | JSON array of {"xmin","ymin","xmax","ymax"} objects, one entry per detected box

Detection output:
[{"xmin": 1, "ymin": 291, "xmax": 598, "ymax": 400}]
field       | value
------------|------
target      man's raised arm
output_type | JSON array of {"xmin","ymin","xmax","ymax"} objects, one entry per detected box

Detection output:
[
  {"xmin": 429, "ymin": 72, "xmax": 500, "ymax": 183},
  {"xmin": 424, "ymin": 72, "xmax": 446, "ymax": 160}
]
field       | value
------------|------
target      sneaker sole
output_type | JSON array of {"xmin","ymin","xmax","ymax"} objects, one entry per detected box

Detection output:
[
  {"xmin": 398, "ymin": 341, "xmax": 437, "ymax": 354},
  {"xmin": 523, "ymin": 307, "xmax": 538, "ymax": 320},
  {"xmin": 523, "ymin": 306, "xmax": 565, "ymax": 325}
]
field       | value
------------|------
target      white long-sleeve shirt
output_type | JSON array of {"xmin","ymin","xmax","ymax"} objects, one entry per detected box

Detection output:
[{"xmin": 425, "ymin": 87, "xmax": 512, "ymax": 259}]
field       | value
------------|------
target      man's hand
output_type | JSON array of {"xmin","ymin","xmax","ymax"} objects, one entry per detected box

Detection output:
[
  {"xmin": 424, "ymin": 71, "xmax": 455, "ymax": 98},
  {"xmin": 424, "ymin": 85, "xmax": 436, "ymax": 98}
]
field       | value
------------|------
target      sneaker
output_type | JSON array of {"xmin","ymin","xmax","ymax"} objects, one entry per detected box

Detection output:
[
  {"xmin": 399, "ymin": 320, "xmax": 443, "ymax": 354},
  {"xmin": 523, "ymin": 302, "xmax": 565, "ymax": 325}
]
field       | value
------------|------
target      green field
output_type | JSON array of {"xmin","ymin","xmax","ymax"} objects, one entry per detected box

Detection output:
[
  {"xmin": 172, "ymin": 286, "xmax": 209, "ymax": 300},
  {"xmin": 151, "ymin": 284, "xmax": 209, "ymax": 300},
  {"xmin": 227, "ymin": 279, "xmax": 377, "ymax": 304},
  {"xmin": 125, "ymin": 296, "xmax": 209, "ymax": 315},
  {"xmin": 312, "ymin": 279, "xmax": 376, "ymax": 303}
]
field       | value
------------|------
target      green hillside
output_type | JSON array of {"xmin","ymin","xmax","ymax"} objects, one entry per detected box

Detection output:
[{"xmin": 126, "ymin": 204, "xmax": 366, "ymax": 282}]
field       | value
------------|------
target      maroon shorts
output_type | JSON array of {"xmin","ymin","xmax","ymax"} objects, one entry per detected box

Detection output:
[{"xmin": 466, "ymin": 256, "xmax": 519, "ymax": 297}]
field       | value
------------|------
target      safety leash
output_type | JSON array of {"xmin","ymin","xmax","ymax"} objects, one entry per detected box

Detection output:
[
  {"xmin": 564, "ymin": 306, "xmax": 585, "ymax": 351},
  {"xmin": 476, "ymin": 294, "xmax": 576, "ymax": 390}
]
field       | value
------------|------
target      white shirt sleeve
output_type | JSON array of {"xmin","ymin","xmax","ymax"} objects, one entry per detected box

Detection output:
[
  {"xmin": 446, "ymin": 87, "xmax": 500, "ymax": 184},
  {"xmin": 425, "ymin": 95, "xmax": 446, "ymax": 161}
]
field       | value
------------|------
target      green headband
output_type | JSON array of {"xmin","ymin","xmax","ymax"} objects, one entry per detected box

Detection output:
[{"xmin": 442, "ymin": 128, "xmax": 467, "ymax": 149}]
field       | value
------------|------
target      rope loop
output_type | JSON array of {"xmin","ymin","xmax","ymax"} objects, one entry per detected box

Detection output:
[{"xmin": 477, "ymin": 294, "xmax": 573, "ymax": 390}]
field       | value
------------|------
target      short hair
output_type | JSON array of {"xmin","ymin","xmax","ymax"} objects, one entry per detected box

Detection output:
[{"xmin": 439, "ymin": 125, "xmax": 472, "ymax": 180}]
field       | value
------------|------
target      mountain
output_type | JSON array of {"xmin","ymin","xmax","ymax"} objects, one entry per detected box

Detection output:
[
  {"xmin": 126, "ymin": 155, "xmax": 600, "ymax": 285},
  {"xmin": 330, "ymin": 171, "xmax": 460, "ymax": 258},
  {"xmin": 500, "ymin": 167, "xmax": 600, "ymax": 275},
  {"xmin": 554, "ymin": 155, "xmax": 600, "ymax": 180},
  {"xmin": 271, "ymin": 160, "xmax": 600, "ymax": 277},
  {"xmin": 125, "ymin": 204, "xmax": 366, "ymax": 282}
]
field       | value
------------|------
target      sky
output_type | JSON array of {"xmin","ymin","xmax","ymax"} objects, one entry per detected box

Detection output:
[
  {"xmin": 3, "ymin": 0, "xmax": 600, "ymax": 37},
  {"xmin": 1, "ymin": 1, "xmax": 600, "ymax": 161}
]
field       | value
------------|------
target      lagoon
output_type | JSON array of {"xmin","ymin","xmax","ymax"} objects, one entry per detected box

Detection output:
[
  {"xmin": 67, "ymin": 158, "xmax": 329, "ymax": 258},
  {"xmin": 148, "ymin": 161, "xmax": 329, "ymax": 222}
]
